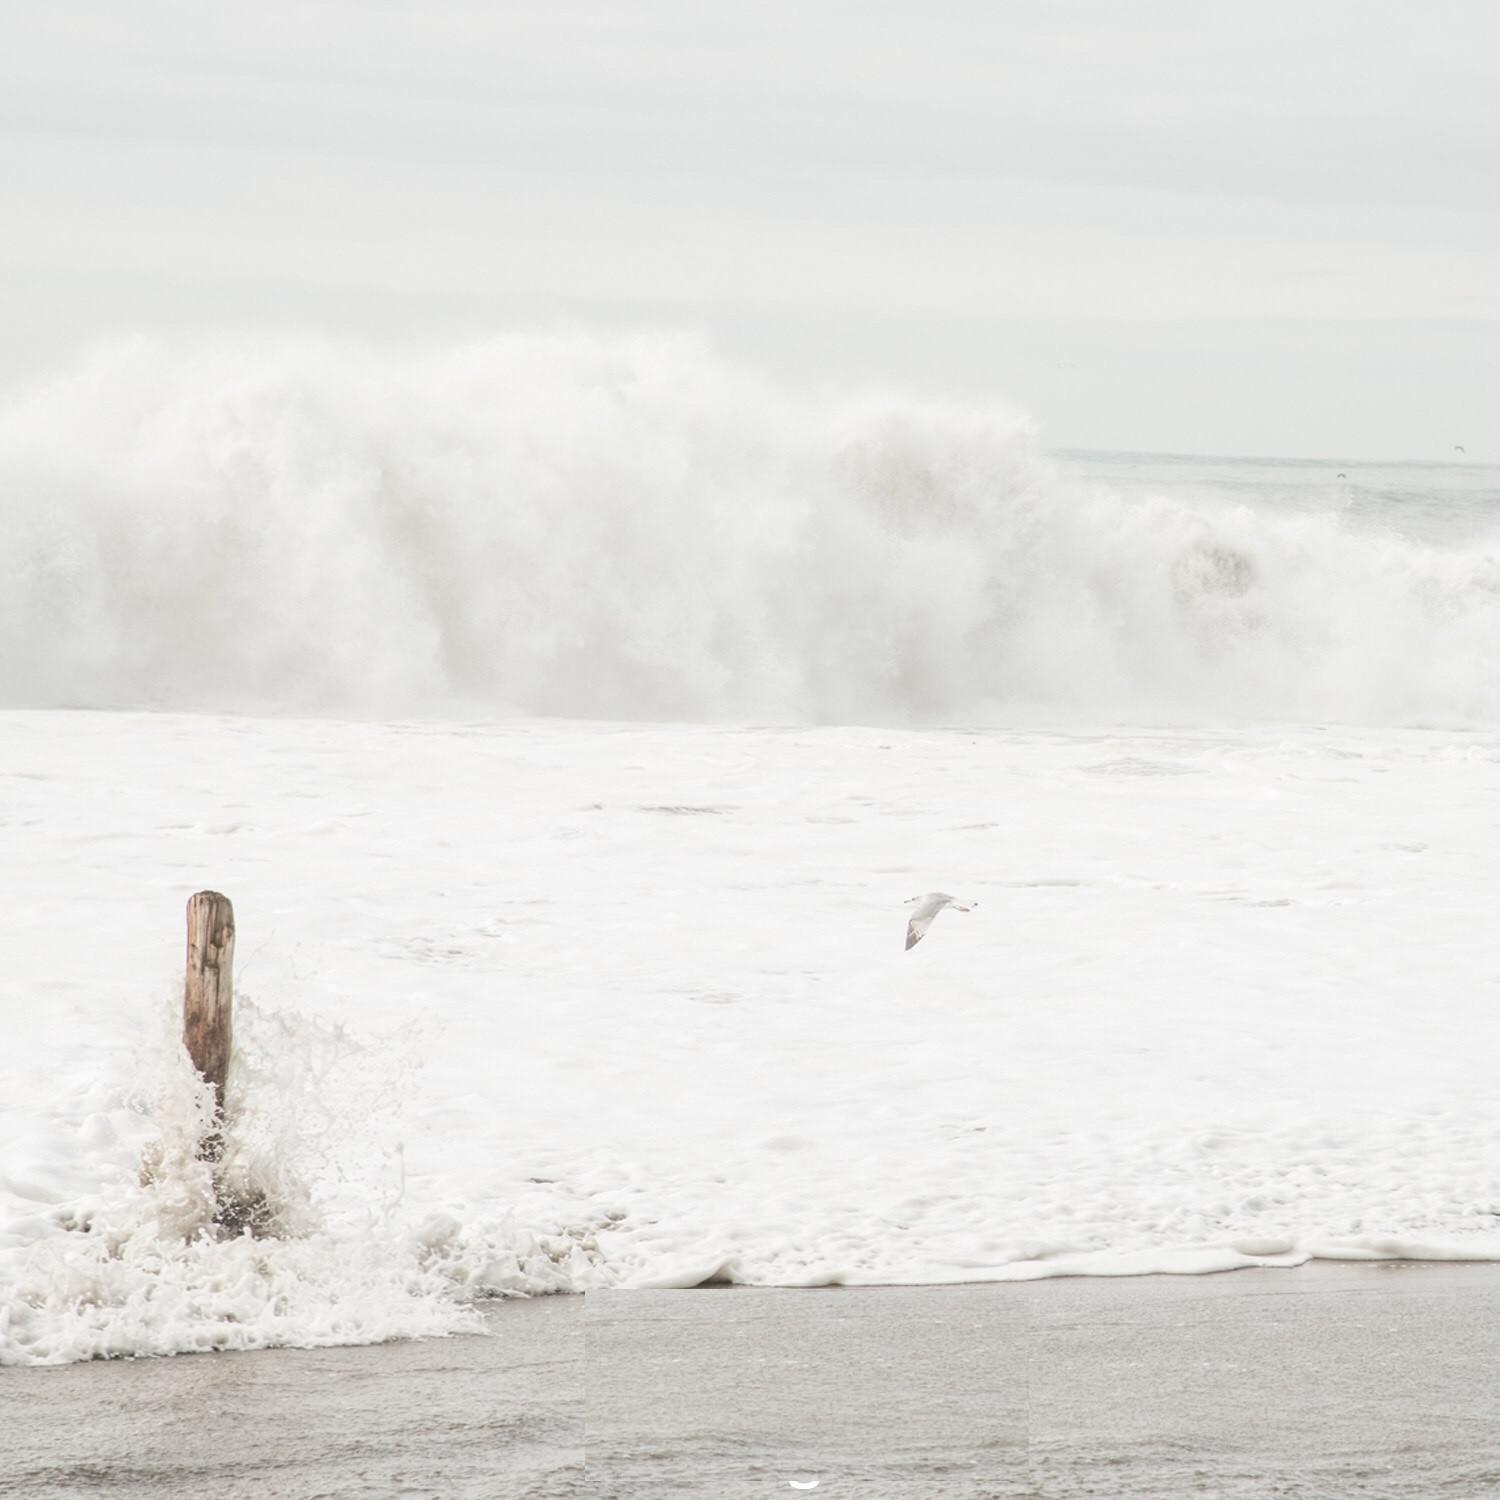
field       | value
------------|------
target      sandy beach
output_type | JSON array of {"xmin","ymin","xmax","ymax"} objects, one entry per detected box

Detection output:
[{"xmin": 5, "ymin": 1264, "xmax": 1498, "ymax": 1498}]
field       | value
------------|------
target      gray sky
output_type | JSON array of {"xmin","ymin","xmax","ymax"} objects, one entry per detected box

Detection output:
[{"xmin": 3, "ymin": 0, "xmax": 1497, "ymax": 458}]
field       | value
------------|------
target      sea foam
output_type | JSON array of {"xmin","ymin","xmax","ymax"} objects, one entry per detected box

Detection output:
[
  {"xmin": 0, "ymin": 995, "xmax": 594, "ymax": 1366},
  {"xmin": 6, "ymin": 711, "xmax": 1500, "ymax": 1363},
  {"xmin": 3, "ymin": 334, "xmax": 1498, "ymax": 725}
]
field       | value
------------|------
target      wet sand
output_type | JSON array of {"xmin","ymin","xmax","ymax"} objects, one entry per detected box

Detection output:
[
  {"xmin": 0, "ymin": 1297, "xmax": 584, "ymax": 1500},
  {"xmin": 588, "ymin": 1262, "xmax": 1500, "ymax": 1497},
  {"xmin": 5, "ymin": 1264, "xmax": 1500, "ymax": 1498}
]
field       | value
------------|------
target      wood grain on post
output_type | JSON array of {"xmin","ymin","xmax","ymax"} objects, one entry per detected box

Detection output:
[{"xmin": 184, "ymin": 891, "xmax": 235, "ymax": 1156}]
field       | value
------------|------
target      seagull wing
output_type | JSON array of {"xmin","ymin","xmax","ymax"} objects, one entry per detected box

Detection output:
[{"xmin": 905, "ymin": 894, "xmax": 977, "ymax": 949}]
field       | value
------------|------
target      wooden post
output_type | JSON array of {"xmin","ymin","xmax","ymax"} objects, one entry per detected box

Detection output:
[{"xmin": 184, "ymin": 891, "xmax": 235, "ymax": 1161}]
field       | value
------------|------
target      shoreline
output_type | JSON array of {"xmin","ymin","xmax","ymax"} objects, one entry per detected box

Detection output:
[{"xmin": 5, "ymin": 1263, "xmax": 1499, "ymax": 1497}]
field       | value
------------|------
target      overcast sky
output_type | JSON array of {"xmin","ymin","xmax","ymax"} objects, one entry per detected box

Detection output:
[{"xmin": 3, "ymin": 0, "xmax": 1497, "ymax": 458}]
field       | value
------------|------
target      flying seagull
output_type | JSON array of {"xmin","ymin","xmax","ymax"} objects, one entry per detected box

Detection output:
[
  {"xmin": 1455, "ymin": 445, "xmax": 1466, "ymax": 454},
  {"xmin": 904, "ymin": 892, "xmax": 975, "ymax": 950}
]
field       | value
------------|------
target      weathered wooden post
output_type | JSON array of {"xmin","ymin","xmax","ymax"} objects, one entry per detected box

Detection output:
[{"xmin": 184, "ymin": 890, "xmax": 235, "ymax": 1163}]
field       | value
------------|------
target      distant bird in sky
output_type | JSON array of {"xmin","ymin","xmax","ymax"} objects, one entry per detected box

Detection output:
[
  {"xmin": 1455, "ymin": 445, "xmax": 1466, "ymax": 454},
  {"xmin": 1336, "ymin": 472, "xmax": 1347, "ymax": 479},
  {"xmin": 904, "ymin": 892, "xmax": 975, "ymax": 950}
]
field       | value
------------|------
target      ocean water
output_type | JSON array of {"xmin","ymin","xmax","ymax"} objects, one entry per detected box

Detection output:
[
  {"xmin": 2, "ymin": 334, "xmax": 1498, "ymax": 725},
  {"xmin": 3, "ymin": 337, "xmax": 1500, "ymax": 1366}
]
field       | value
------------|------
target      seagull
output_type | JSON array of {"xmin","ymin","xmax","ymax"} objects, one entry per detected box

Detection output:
[
  {"xmin": 904, "ymin": 892, "xmax": 975, "ymax": 950},
  {"xmin": 1455, "ymin": 445, "xmax": 1467, "ymax": 454},
  {"xmin": 1336, "ymin": 472, "xmax": 1347, "ymax": 479}
]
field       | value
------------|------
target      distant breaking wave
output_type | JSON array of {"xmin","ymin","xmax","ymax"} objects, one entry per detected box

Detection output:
[{"xmin": 2, "ymin": 334, "xmax": 1498, "ymax": 724}]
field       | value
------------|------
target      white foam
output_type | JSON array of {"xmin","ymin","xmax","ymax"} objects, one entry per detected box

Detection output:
[
  {"xmin": 3, "ymin": 335, "xmax": 1499, "ymax": 724},
  {"xmin": 0, "ymin": 991, "xmax": 599, "ymax": 1366},
  {"xmin": 5, "ymin": 711, "xmax": 1500, "ymax": 1363}
]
